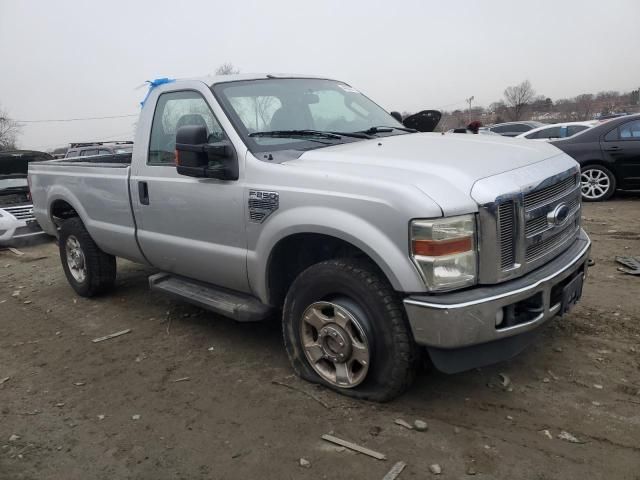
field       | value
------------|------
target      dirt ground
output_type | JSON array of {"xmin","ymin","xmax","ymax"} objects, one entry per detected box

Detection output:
[{"xmin": 1, "ymin": 195, "xmax": 639, "ymax": 480}]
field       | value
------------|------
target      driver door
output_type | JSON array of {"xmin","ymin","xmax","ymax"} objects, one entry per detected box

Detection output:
[{"xmin": 130, "ymin": 89, "xmax": 249, "ymax": 293}]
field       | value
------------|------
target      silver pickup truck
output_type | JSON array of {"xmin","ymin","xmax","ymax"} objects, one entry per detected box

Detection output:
[{"xmin": 29, "ymin": 74, "xmax": 590, "ymax": 401}]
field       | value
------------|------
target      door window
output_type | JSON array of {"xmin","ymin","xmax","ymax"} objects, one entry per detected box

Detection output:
[
  {"xmin": 619, "ymin": 120, "xmax": 640, "ymax": 140},
  {"xmin": 528, "ymin": 126, "xmax": 561, "ymax": 139},
  {"xmin": 80, "ymin": 149, "xmax": 99, "ymax": 156},
  {"xmin": 148, "ymin": 91, "xmax": 225, "ymax": 165},
  {"xmin": 567, "ymin": 125, "xmax": 588, "ymax": 136},
  {"xmin": 510, "ymin": 124, "xmax": 531, "ymax": 133},
  {"xmin": 604, "ymin": 127, "xmax": 619, "ymax": 141}
]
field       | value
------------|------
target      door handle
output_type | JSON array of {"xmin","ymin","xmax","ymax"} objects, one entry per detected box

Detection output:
[
  {"xmin": 604, "ymin": 145, "xmax": 621, "ymax": 151},
  {"xmin": 138, "ymin": 181, "xmax": 149, "ymax": 205}
]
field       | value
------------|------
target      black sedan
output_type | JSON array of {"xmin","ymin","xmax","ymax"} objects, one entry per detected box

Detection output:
[{"xmin": 552, "ymin": 114, "xmax": 640, "ymax": 201}]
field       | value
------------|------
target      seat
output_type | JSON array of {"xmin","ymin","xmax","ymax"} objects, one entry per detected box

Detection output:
[
  {"xmin": 176, "ymin": 114, "xmax": 208, "ymax": 131},
  {"xmin": 270, "ymin": 104, "xmax": 314, "ymax": 130}
]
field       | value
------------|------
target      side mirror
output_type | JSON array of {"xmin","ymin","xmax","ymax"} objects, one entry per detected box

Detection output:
[
  {"xmin": 175, "ymin": 125, "xmax": 238, "ymax": 180},
  {"xmin": 390, "ymin": 111, "xmax": 403, "ymax": 123}
]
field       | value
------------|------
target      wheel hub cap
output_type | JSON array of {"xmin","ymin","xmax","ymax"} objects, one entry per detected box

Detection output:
[
  {"xmin": 318, "ymin": 324, "xmax": 352, "ymax": 362},
  {"xmin": 300, "ymin": 301, "xmax": 370, "ymax": 388},
  {"xmin": 581, "ymin": 168, "xmax": 610, "ymax": 200},
  {"xmin": 65, "ymin": 236, "xmax": 87, "ymax": 283}
]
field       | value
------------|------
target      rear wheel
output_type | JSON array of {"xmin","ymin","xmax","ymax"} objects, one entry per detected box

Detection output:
[
  {"xmin": 59, "ymin": 218, "xmax": 116, "ymax": 297},
  {"xmin": 580, "ymin": 165, "xmax": 616, "ymax": 201},
  {"xmin": 282, "ymin": 259, "xmax": 417, "ymax": 402}
]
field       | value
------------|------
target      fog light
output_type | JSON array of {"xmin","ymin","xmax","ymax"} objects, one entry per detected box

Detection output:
[{"xmin": 495, "ymin": 308, "xmax": 505, "ymax": 327}]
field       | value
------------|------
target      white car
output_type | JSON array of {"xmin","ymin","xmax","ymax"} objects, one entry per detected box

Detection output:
[{"xmin": 516, "ymin": 121, "xmax": 597, "ymax": 141}]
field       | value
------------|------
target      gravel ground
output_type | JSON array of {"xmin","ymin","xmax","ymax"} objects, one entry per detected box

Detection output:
[{"xmin": 1, "ymin": 197, "xmax": 639, "ymax": 480}]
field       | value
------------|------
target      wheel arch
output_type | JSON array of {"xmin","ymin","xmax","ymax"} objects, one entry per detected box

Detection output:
[{"xmin": 249, "ymin": 207, "xmax": 426, "ymax": 307}]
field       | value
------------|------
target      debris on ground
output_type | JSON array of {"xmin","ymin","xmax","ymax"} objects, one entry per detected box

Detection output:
[
  {"xmin": 369, "ymin": 426, "xmax": 381, "ymax": 437},
  {"xmin": 498, "ymin": 373, "xmax": 512, "ymax": 389},
  {"xmin": 9, "ymin": 434, "xmax": 20, "ymax": 442},
  {"xmin": 615, "ymin": 256, "xmax": 640, "ymax": 276},
  {"xmin": 8, "ymin": 247, "xmax": 24, "ymax": 256},
  {"xmin": 429, "ymin": 463, "xmax": 442, "ymax": 475},
  {"xmin": 132, "ymin": 414, "xmax": 141, "ymax": 421},
  {"xmin": 593, "ymin": 384, "xmax": 604, "ymax": 390},
  {"xmin": 394, "ymin": 419, "xmax": 413, "ymax": 430},
  {"xmin": 11, "ymin": 291, "xmax": 20, "ymax": 298},
  {"xmin": 558, "ymin": 430, "xmax": 583, "ymax": 444},
  {"xmin": 97, "ymin": 414, "xmax": 105, "ymax": 420},
  {"xmin": 321, "ymin": 434, "xmax": 386, "ymax": 460},
  {"xmin": 55, "ymin": 403, "xmax": 65, "ymax": 407},
  {"xmin": 299, "ymin": 458, "xmax": 311, "ymax": 468},
  {"xmin": 0, "ymin": 377, "xmax": 10, "ymax": 385},
  {"xmin": 271, "ymin": 380, "xmax": 330, "ymax": 409},
  {"xmin": 73, "ymin": 382, "xmax": 85, "ymax": 386},
  {"xmin": 92, "ymin": 329, "xmax": 132, "ymax": 343},
  {"xmin": 382, "ymin": 461, "xmax": 406, "ymax": 480},
  {"xmin": 171, "ymin": 377, "xmax": 190, "ymax": 383},
  {"xmin": 541, "ymin": 429, "xmax": 553, "ymax": 440},
  {"xmin": 413, "ymin": 420, "xmax": 428, "ymax": 432}
]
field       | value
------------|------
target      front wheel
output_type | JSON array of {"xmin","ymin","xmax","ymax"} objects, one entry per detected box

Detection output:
[
  {"xmin": 59, "ymin": 217, "xmax": 116, "ymax": 297},
  {"xmin": 580, "ymin": 165, "xmax": 616, "ymax": 201},
  {"xmin": 282, "ymin": 259, "xmax": 417, "ymax": 402}
]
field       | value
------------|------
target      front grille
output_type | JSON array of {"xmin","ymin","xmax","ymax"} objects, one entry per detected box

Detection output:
[
  {"xmin": 526, "ymin": 220, "xmax": 578, "ymax": 262},
  {"xmin": 3, "ymin": 204, "xmax": 35, "ymax": 221},
  {"xmin": 498, "ymin": 201, "xmax": 515, "ymax": 269},
  {"xmin": 496, "ymin": 172, "xmax": 581, "ymax": 278},
  {"xmin": 523, "ymin": 175, "xmax": 578, "ymax": 209}
]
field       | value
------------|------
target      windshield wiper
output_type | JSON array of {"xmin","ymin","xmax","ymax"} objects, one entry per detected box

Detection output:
[
  {"xmin": 356, "ymin": 125, "xmax": 417, "ymax": 135},
  {"xmin": 249, "ymin": 130, "xmax": 343, "ymax": 140}
]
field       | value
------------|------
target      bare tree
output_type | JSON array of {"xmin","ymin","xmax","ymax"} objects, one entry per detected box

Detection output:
[
  {"xmin": 575, "ymin": 94, "xmax": 595, "ymax": 120},
  {"xmin": 0, "ymin": 105, "xmax": 21, "ymax": 151},
  {"xmin": 503, "ymin": 80, "xmax": 535, "ymax": 121},
  {"xmin": 215, "ymin": 63, "xmax": 240, "ymax": 75}
]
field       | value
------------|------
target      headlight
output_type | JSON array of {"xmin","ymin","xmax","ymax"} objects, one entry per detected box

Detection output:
[{"xmin": 410, "ymin": 214, "xmax": 477, "ymax": 291}]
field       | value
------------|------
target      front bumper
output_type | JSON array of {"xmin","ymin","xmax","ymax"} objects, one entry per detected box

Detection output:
[{"xmin": 403, "ymin": 229, "xmax": 590, "ymax": 372}]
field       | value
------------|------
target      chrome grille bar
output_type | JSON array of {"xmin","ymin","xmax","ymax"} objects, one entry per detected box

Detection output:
[
  {"xmin": 523, "ymin": 175, "xmax": 578, "ymax": 209},
  {"xmin": 4, "ymin": 205, "xmax": 36, "ymax": 221},
  {"xmin": 498, "ymin": 201, "xmax": 516, "ymax": 269}
]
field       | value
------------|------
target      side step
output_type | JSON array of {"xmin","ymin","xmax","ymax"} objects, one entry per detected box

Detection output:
[{"xmin": 149, "ymin": 273, "xmax": 273, "ymax": 322}]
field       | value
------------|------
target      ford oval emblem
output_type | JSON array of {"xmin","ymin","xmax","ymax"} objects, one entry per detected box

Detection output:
[{"xmin": 547, "ymin": 203, "xmax": 570, "ymax": 226}]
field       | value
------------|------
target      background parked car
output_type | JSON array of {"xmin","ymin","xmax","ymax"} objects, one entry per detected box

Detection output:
[
  {"xmin": 65, "ymin": 141, "xmax": 133, "ymax": 158},
  {"xmin": 552, "ymin": 114, "xmax": 640, "ymax": 201},
  {"xmin": 516, "ymin": 121, "xmax": 597, "ymax": 141},
  {"xmin": 0, "ymin": 150, "xmax": 52, "ymax": 245},
  {"xmin": 486, "ymin": 121, "xmax": 545, "ymax": 137}
]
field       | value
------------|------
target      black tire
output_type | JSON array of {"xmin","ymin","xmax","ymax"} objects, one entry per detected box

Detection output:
[
  {"xmin": 58, "ymin": 217, "xmax": 116, "ymax": 297},
  {"xmin": 580, "ymin": 165, "xmax": 616, "ymax": 202},
  {"xmin": 282, "ymin": 258, "xmax": 417, "ymax": 402}
]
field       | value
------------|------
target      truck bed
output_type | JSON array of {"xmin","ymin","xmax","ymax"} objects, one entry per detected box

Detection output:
[
  {"xmin": 41, "ymin": 152, "xmax": 132, "ymax": 167},
  {"xmin": 28, "ymin": 153, "xmax": 146, "ymax": 263}
]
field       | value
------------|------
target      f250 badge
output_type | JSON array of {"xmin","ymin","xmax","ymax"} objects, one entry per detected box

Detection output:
[{"xmin": 248, "ymin": 190, "xmax": 279, "ymax": 223}]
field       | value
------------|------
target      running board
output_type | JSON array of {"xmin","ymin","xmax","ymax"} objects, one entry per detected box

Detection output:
[{"xmin": 149, "ymin": 273, "xmax": 272, "ymax": 322}]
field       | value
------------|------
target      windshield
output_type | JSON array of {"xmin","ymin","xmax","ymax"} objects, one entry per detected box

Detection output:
[{"xmin": 212, "ymin": 78, "xmax": 405, "ymax": 153}]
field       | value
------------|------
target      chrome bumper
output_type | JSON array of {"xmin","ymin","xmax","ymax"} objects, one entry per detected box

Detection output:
[{"xmin": 404, "ymin": 229, "xmax": 590, "ymax": 349}]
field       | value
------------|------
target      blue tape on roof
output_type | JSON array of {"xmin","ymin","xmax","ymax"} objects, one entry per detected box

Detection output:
[{"xmin": 140, "ymin": 78, "xmax": 175, "ymax": 107}]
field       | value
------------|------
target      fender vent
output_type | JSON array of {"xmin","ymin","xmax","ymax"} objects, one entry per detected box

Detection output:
[{"xmin": 248, "ymin": 190, "xmax": 279, "ymax": 223}]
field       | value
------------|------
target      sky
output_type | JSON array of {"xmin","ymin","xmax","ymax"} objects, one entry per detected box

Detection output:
[{"xmin": 1, "ymin": 0, "xmax": 639, "ymax": 150}]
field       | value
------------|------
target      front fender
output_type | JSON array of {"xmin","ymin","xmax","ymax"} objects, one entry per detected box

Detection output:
[{"xmin": 247, "ymin": 206, "xmax": 426, "ymax": 304}]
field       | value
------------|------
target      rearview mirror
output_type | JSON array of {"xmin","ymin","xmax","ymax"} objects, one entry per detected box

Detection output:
[{"xmin": 175, "ymin": 125, "xmax": 238, "ymax": 180}]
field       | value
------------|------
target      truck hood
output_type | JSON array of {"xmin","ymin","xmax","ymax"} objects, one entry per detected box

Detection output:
[{"xmin": 286, "ymin": 132, "xmax": 566, "ymax": 215}]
